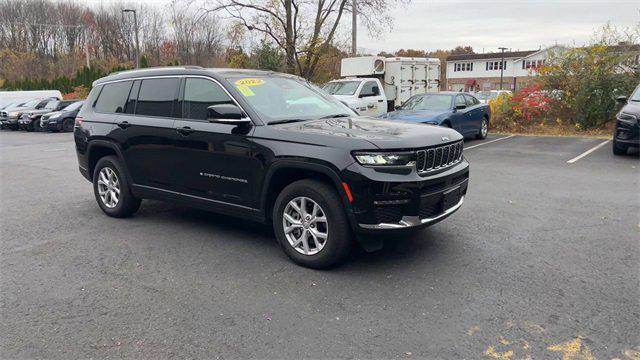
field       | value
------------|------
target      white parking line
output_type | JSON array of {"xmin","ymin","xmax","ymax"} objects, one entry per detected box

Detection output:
[
  {"xmin": 465, "ymin": 135, "xmax": 516, "ymax": 150},
  {"xmin": 566, "ymin": 139, "xmax": 611, "ymax": 163}
]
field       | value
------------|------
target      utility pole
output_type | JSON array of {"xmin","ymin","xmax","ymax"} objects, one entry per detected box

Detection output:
[
  {"xmin": 351, "ymin": 0, "xmax": 357, "ymax": 56},
  {"xmin": 122, "ymin": 9, "xmax": 140, "ymax": 68},
  {"xmin": 498, "ymin": 47, "xmax": 508, "ymax": 90}
]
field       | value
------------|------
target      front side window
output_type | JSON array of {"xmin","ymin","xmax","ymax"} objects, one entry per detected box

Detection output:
[
  {"xmin": 629, "ymin": 85, "xmax": 640, "ymax": 102},
  {"xmin": 455, "ymin": 95, "xmax": 466, "ymax": 107},
  {"xmin": 94, "ymin": 81, "xmax": 133, "ymax": 114},
  {"xmin": 44, "ymin": 100, "xmax": 59, "ymax": 110},
  {"xmin": 183, "ymin": 78, "xmax": 234, "ymax": 120},
  {"xmin": 135, "ymin": 78, "xmax": 180, "ymax": 118},
  {"xmin": 464, "ymin": 95, "xmax": 478, "ymax": 106},
  {"xmin": 360, "ymin": 81, "xmax": 379, "ymax": 97},
  {"xmin": 229, "ymin": 76, "xmax": 353, "ymax": 123}
]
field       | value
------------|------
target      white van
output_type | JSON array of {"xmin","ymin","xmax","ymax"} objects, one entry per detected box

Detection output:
[{"xmin": 0, "ymin": 90, "xmax": 63, "ymax": 108}]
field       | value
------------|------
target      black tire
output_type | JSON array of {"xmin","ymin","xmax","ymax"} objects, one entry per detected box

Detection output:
[
  {"xmin": 62, "ymin": 118, "xmax": 74, "ymax": 132},
  {"xmin": 476, "ymin": 117, "xmax": 489, "ymax": 139},
  {"xmin": 32, "ymin": 118, "xmax": 42, "ymax": 132},
  {"xmin": 612, "ymin": 138, "xmax": 627, "ymax": 156},
  {"xmin": 273, "ymin": 179, "xmax": 352, "ymax": 269},
  {"xmin": 92, "ymin": 155, "xmax": 141, "ymax": 218}
]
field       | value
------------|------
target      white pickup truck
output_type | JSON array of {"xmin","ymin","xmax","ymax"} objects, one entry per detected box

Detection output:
[{"xmin": 322, "ymin": 56, "xmax": 440, "ymax": 116}]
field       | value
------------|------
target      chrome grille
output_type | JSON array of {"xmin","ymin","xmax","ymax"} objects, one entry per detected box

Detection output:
[{"xmin": 415, "ymin": 141, "xmax": 463, "ymax": 173}]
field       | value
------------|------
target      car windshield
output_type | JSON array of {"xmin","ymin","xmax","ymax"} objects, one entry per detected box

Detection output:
[
  {"xmin": 63, "ymin": 101, "xmax": 84, "ymax": 111},
  {"xmin": 629, "ymin": 85, "xmax": 640, "ymax": 102},
  {"xmin": 321, "ymin": 81, "xmax": 361, "ymax": 96},
  {"xmin": 21, "ymin": 99, "xmax": 41, "ymax": 108},
  {"xmin": 44, "ymin": 100, "xmax": 59, "ymax": 110},
  {"xmin": 229, "ymin": 76, "xmax": 354, "ymax": 123},
  {"xmin": 402, "ymin": 94, "xmax": 453, "ymax": 111}
]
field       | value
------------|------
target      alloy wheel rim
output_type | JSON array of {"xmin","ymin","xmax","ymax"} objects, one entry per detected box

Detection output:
[
  {"xmin": 97, "ymin": 167, "xmax": 120, "ymax": 208},
  {"xmin": 283, "ymin": 196, "xmax": 328, "ymax": 256},
  {"xmin": 482, "ymin": 119, "xmax": 488, "ymax": 136}
]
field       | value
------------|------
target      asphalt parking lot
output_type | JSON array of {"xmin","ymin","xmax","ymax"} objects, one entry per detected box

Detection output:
[{"xmin": 1, "ymin": 130, "xmax": 638, "ymax": 359}]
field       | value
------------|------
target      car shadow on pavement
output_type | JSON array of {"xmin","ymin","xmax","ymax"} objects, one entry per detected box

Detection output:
[{"xmin": 132, "ymin": 200, "xmax": 452, "ymax": 270}]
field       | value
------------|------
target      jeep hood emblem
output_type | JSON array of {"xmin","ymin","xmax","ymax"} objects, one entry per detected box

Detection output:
[{"xmin": 442, "ymin": 136, "xmax": 449, "ymax": 142}]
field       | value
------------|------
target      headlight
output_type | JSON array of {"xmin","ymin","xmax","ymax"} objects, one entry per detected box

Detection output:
[
  {"xmin": 423, "ymin": 121, "xmax": 438, "ymax": 125},
  {"xmin": 9, "ymin": 111, "xmax": 20, "ymax": 117},
  {"xmin": 49, "ymin": 113, "xmax": 61, "ymax": 119},
  {"xmin": 353, "ymin": 152, "xmax": 414, "ymax": 166},
  {"xmin": 617, "ymin": 112, "xmax": 637, "ymax": 123}
]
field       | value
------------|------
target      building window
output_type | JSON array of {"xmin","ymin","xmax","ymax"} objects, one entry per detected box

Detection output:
[
  {"xmin": 455, "ymin": 62, "xmax": 473, "ymax": 72},
  {"xmin": 486, "ymin": 61, "xmax": 506, "ymax": 70}
]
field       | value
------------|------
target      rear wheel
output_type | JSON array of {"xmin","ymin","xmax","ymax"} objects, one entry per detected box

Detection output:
[
  {"xmin": 612, "ymin": 138, "xmax": 628, "ymax": 155},
  {"xmin": 476, "ymin": 117, "xmax": 489, "ymax": 139},
  {"xmin": 93, "ymin": 155, "xmax": 141, "ymax": 217},
  {"xmin": 62, "ymin": 118, "xmax": 74, "ymax": 132},
  {"xmin": 273, "ymin": 179, "xmax": 351, "ymax": 269}
]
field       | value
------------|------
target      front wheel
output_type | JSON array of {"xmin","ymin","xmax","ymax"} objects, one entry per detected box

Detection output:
[
  {"xmin": 62, "ymin": 118, "xmax": 74, "ymax": 132},
  {"xmin": 93, "ymin": 156, "xmax": 141, "ymax": 217},
  {"xmin": 476, "ymin": 117, "xmax": 489, "ymax": 139},
  {"xmin": 612, "ymin": 138, "xmax": 627, "ymax": 155},
  {"xmin": 273, "ymin": 179, "xmax": 352, "ymax": 269},
  {"xmin": 32, "ymin": 118, "xmax": 42, "ymax": 132}
]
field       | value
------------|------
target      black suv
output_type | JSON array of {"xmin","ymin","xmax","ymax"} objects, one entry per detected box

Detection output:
[
  {"xmin": 75, "ymin": 67, "xmax": 469, "ymax": 268},
  {"xmin": 613, "ymin": 84, "xmax": 640, "ymax": 155}
]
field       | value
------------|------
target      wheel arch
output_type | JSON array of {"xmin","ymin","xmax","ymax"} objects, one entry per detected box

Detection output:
[
  {"xmin": 86, "ymin": 140, "xmax": 130, "ymax": 182},
  {"xmin": 260, "ymin": 160, "xmax": 353, "ymax": 221}
]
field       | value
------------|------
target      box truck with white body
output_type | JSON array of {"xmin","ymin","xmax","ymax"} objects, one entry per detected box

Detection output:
[{"xmin": 322, "ymin": 56, "xmax": 440, "ymax": 116}]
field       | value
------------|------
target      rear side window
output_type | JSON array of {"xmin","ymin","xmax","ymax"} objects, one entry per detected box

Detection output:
[
  {"xmin": 136, "ymin": 78, "xmax": 180, "ymax": 118},
  {"xmin": 94, "ymin": 81, "xmax": 133, "ymax": 114},
  {"xmin": 183, "ymin": 78, "xmax": 234, "ymax": 120}
]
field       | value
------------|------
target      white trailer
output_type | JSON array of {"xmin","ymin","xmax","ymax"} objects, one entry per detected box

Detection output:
[{"xmin": 338, "ymin": 56, "xmax": 440, "ymax": 111}]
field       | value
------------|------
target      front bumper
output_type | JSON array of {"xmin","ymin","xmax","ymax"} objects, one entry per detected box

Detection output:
[
  {"xmin": 614, "ymin": 119, "xmax": 639, "ymax": 147},
  {"xmin": 1, "ymin": 116, "xmax": 20, "ymax": 129},
  {"xmin": 342, "ymin": 158, "xmax": 470, "ymax": 233},
  {"xmin": 41, "ymin": 119, "xmax": 62, "ymax": 131}
]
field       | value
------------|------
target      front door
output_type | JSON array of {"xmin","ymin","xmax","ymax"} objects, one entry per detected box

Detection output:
[
  {"xmin": 173, "ymin": 77, "xmax": 255, "ymax": 208},
  {"xmin": 356, "ymin": 81, "xmax": 386, "ymax": 117},
  {"xmin": 451, "ymin": 94, "xmax": 470, "ymax": 134}
]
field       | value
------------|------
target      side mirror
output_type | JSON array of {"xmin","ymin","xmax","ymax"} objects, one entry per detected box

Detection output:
[
  {"xmin": 207, "ymin": 104, "xmax": 251, "ymax": 125},
  {"xmin": 616, "ymin": 95, "xmax": 628, "ymax": 104},
  {"xmin": 455, "ymin": 104, "xmax": 466, "ymax": 110},
  {"xmin": 394, "ymin": 105, "xmax": 402, "ymax": 110}
]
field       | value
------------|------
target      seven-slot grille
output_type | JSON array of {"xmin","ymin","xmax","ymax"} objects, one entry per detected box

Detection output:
[{"xmin": 416, "ymin": 141, "xmax": 463, "ymax": 172}]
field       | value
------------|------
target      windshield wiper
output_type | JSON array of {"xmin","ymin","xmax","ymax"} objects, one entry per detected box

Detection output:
[
  {"xmin": 320, "ymin": 114, "xmax": 351, "ymax": 119},
  {"xmin": 268, "ymin": 119, "xmax": 309, "ymax": 125}
]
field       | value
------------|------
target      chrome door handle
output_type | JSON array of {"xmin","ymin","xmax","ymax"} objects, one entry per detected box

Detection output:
[
  {"xmin": 176, "ymin": 126, "xmax": 193, "ymax": 136},
  {"xmin": 117, "ymin": 121, "xmax": 130, "ymax": 129}
]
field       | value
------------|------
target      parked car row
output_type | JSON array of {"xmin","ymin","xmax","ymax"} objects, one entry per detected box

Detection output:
[{"xmin": 0, "ymin": 97, "xmax": 84, "ymax": 132}]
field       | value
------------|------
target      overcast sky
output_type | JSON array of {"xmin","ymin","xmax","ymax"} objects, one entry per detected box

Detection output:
[
  {"xmin": 84, "ymin": 0, "xmax": 639, "ymax": 54},
  {"xmin": 358, "ymin": 0, "xmax": 640, "ymax": 54}
]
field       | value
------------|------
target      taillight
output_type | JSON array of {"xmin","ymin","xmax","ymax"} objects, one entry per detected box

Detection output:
[{"xmin": 74, "ymin": 116, "xmax": 84, "ymax": 126}]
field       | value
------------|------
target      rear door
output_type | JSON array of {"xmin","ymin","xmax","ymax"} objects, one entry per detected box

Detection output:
[
  {"xmin": 172, "ymin": 77, "xmax": 255, "ymax": 208},
  {"xmin": 111, "ymin": 77, "xmax": 181, "ymax": 190}
]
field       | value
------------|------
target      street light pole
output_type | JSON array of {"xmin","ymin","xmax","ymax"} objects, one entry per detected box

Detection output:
[
  {"xmin": 351, "ymin": 0, "xmax": 357, "ymax": 56},
  {"xmin": 122, "ymin": 9, "xmax": 140, "ymax": 69},
  {"xmin": 498, "ymin": 47, "xmax": 508, "ymax": 90}
]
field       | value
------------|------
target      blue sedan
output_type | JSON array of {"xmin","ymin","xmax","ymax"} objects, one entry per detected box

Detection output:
[{"xmin": 382, "ymin": 92, "xmax": 491, "ymax": 139}]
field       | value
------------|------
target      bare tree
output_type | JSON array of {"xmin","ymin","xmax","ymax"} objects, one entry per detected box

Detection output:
[{"xmin": 200, "ymin": 0, "xmax": 401, "ymax": 78}]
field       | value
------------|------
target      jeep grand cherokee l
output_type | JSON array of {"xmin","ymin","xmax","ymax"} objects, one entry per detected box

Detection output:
[
  {"xmin": 613, "ymin": 84, "xmax": 640, "ymax": 155},
  {"xmin": 74, "ymin": 67, "xmax": 469, "ymax": 268}
]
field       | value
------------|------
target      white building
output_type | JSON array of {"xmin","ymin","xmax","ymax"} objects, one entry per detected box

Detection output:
[{"xmin": 445, "ymin": 46, "xmax": 563, "ymax": 92}]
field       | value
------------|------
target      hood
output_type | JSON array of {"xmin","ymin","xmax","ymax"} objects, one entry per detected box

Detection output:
[
  {"xmin": 273, "ymin": 116, "xmax": 462, "ymax": 149},
  {"xmin": 621, "ymin": 101, "xmax": 640, "ymax": 116},
  {"xmin": 384, "ymin": 109, "xmax": 449, "ymax": 123}
]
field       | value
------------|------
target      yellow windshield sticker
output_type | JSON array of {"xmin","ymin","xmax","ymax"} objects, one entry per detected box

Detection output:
[
  {"xmin": 235, "ymin": 78, "xmax": 265, "ymax": 87},
  {"xmin": 236, "ymin": 85, "xmax": 255, "ymax": 96}
]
